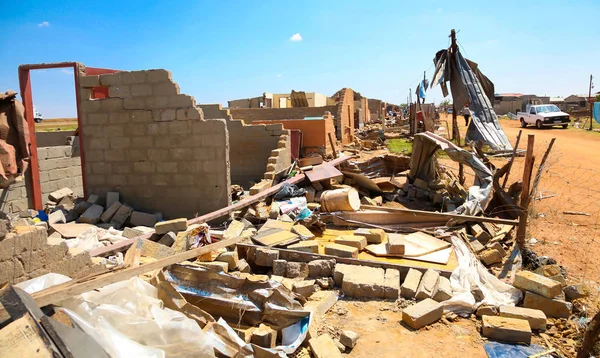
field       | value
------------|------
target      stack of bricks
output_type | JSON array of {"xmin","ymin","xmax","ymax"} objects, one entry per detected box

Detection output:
[
  {"xmin": 38, "ymin": 143, "xmax": 83, "ymax": 202},
  {"xmin": 78, "ymin": 69, "xmax": 231, "ymax": 219},
  {"xmin": 0, "ymin": 226, "xmax": 105, "ymax": 284},
  {"xmin": 334, "ymin": 88, "xmax": 355, "ymax": 144}
]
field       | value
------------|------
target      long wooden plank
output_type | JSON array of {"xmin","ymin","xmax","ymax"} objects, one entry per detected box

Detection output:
[
  {"xmin": 90, "ymin": 155, "xmax": 352, "ymax": 257},
  {"xmin": 360, "ymin": 205, "xmax": 519, "ymax": 225},
  {"xmin": 27, "ymin": 236, "xmax": 247, "ymax": 310}
]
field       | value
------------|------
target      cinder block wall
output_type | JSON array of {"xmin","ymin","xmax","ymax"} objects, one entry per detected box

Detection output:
[
  {"xmin": 229, "ymin": 106, "xmax": 337, "ymax": 122},
  {"xmin": 198, "ymin": 104, "xmax": 230, "ymax": 119},
  {"xmin": 226, "ymin": 118, "xmax": 290, "ymax": 188},
  {"xmin": 335, "ymin": 88, "xmax": 355, "ymax": 144},
  {"xmin": 78, "ymin": 69, "xmax": 231, "ymax": 219}
]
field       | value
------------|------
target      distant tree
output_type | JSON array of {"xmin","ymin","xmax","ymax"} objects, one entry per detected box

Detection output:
[
  {"xmin": 596, "ymin": 94, "xmax": 600, "ymax": 102},
  {"xmin": 440, "ymin": 99, "xmax": 451, "ymax": 107}
]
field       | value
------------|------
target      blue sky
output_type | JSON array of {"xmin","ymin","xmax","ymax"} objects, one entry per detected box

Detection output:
[{"xmin": 1, "ymin": 0, "xmax": 598, "ymax": 118}]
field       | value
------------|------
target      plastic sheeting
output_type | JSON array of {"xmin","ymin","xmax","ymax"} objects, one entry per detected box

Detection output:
[
  {"xmin": 65, "ymin": 226, "xmax": 129, "ymax": 253},
  {"xmin": 409, "ymin": 132, "xmax": 493, "ymax": 215},
  {"xmin": 443, "ymin": 236, "xmax": 522, "ymax": 316}
]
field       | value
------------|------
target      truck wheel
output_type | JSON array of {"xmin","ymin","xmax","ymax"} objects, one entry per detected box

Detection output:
[
  {"xmin": 562, "ymin": 124, "xmax": 568, "ymax": 129},
  {"xmin": 536, "ymin": 120, "xmax": 543, "ymax": 129},
  {"xmin": 520, "ymin": 119, "xmax": 527, "ymax": 128}
]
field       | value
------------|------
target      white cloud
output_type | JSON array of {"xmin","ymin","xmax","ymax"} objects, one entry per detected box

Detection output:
[
  {"xmin": 38, "ymin": 21, "xmax": 50, "ymax": 27},
  {"xmin": 289, "ymin": 33, "xmax": 302, "ymax": 42},
  {"xmin": 276, "ymin": 73, "xmax": 283, "ymax": 78}
]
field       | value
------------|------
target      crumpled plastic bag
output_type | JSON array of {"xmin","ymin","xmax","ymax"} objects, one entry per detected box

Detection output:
[
  {"xmin": 273, "ymin": 183, "xmax": 306, "ymax": 200},
  {"xmin": 15, "ymin": 272, "xmax": 72, "ymax": 294},
  {"xmin": 65, "ymin": 226, "xmax": 128, "ymax": 253}
]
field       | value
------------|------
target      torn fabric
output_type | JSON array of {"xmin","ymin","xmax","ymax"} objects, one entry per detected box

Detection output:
[{"xmin": 0, "ymin": 90, "xmax": 31, "ymax": 183}]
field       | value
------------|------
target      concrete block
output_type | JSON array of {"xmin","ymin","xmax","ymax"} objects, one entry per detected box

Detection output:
[
  {"xmin": 237, "ymin": 258, "xmax": 251, "ymax": 273},
  {"xmin": 155, "ymin": 218, "xmax": 188, "ymax": 235},
  {"xmin": 324, "ymin": 243, "xmax": 358, "ymax": 258},
  {"xmin": 251, "ymin": 323, "xmax": 277, "ymax": 349},
  {"xmin": 514, "ymin": 270, "xmax": 562, "ymax": 298},
  {"xmin": 291, "ymin": 224, "xmax": 314, "ymax": 240},
  {"xmin": 341, "ymin": 265, "xmax": 386, "ymax": 298},
  {"xmin": 197, "ymin": 261, "xmax": 229, "ymax": 273},
  {"xmin": 482, "ymin": 315, "xmax": 532, "ymax": 344},
  {"xmin": 308, "ymin": 259, "xmax": 335, "ymax": 277},
  {"xmin": 100, "ymin": 201, "xmax": 122, "ymax": 223},
  {"xmin": 402, "ymin": 298, "xmax": 443, "ymax": 329},
  {"xmin": 223, "ymin": 220, "xmax": 244, "ymax": 239},
  {"xmin": 286, "ymin": 261, "xmax": 309, "ymax": 279},
  {"xmin": 386, "ymin": 234, "xmax": 406, "ymax": 255},
  {"xmin": 476, "ymin": 305, "xmax": 499, "ymax": 317},
  {"xmin": 49, "ymin": 187, "xmax": 73, "ymax": 202},
  {"xmin": 129, "ymin": 211, "xmax": 158, "ymax": 227},
  {"xmin": 468, "ymin": 236, "xmax": 485, "ymax": 253},
  {"xmin": 432, "ymin": 276, "xmax": 452, "ymax": 302},
  {"xmin": 413, "ymin": 178, "xmax": 429, "ymax": 190},
  {"xmin": 523, "ymin": 291, "xmax": 572, "ymax": 318},
  {"xmin": 309, "ymin": 334, "xmax": 343, "ymax": 358},
  {"xmin": 401, "ymin": 268, "xmax": 423, "ymax": 299},
  {"xmin": 268, "ymin": 201, "xmax": 279, "ymax": 219},
  {"xmin": 79, "ymin": 75, "xmax": 100, "ymax": 88},
  {"xmin": 146, "ymin": 69, "xmax": 172, "ymax": 83},
  {"xmin": 499, "ymin": 305, "xmax": 547, "ymax": 331},
  {"xmin": 215, "ymin": 250, "xmax": 238, "ymax": 270},
  {"xmin": 287, "ymin": 240, "xmax": 319, "ymax": 253},
  {"xmin": 86, "ymin": 194, "xmax": 99, "ymax": 204},
  {"xmin": 272, "ymin": 259, "xmax": 287, "ymax": 276},
  {"xmin": 415, "ymin": 269, "xmax": 439, "ymax": 300},
  {"xmin": 354, "ymin": 228, "xmax": 387, "ymax": 244},
  {"xmin": 106, "ymin": 192, "xmax": 120, "ymax": 208},
  {"xmin": 340, "ymin": 330, "xmax": 359, "ymax": 349},
  {"xmin": 157, "ymin": 232, "xmax": 176, "ymax": 247},
  {"xmin": 486, "ymin": 242, "xmax": 506, "ymax": 257},
  {"xmin": 334, "ymin": 235, "xmax": 367, "ymax": 250},
  {"xmin": 48, "ymin": 210, "xmax": 66, "ymax": 225},
  {"xmin": 141, "ymin": 239, "xmax": 175, "ymax": 260},
  {"xmin": 383, "ymin": 268, "xmax": 400, "ymax": 299},
  {"xmin": 99, "ymin": 72, "xmax": 122, "ymax": 86},
  {"xmin": 293, "ymin": 279, "xmax": 316, "ymax": 298},
  {"xmin": 479, "ymin": 248, "xmax": 503, "ymax": 266},
  {"xmin": 254, "ymin": 247, "xmax": 279, "ymax": 267},
  {"xmin": 78, "ymin": 204, "xmax": 103, "ymax": 224},
  {"xmin": 110, "ymin": 204, "xmax": 134, "ymax": 229},
  {"xmin": 122, "ymin": 227, "xmax": 144, "ymax": 239},
  {"xmin": 470, "ymin": 223, "xmax": 491, "ymax": 244},
  {"xmin": 534, "ymin": 264, "xmax": 567, "ymax": 287}
]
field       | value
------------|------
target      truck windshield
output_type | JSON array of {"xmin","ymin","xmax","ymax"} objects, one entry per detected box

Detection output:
[{"xmin": 535, "ymin": 105, "xmax": 561, "ymax": 113}]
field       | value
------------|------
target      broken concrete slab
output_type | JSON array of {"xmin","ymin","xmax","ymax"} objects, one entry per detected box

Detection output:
[
  {"xmin": 141, "ymin": 239, "xmax": 176, "ymax": 260},
  {"xmin": 78, "ymin": 204, "xmax": 104, "ymax": 224},
  {"xmin": 499, "ymin": 305, "xmax": 546, "ymax": 331},
  {"xmin": 476, "ymin": 305, "xmax": 498, "ymax": 317},
  {"xmin": 432, "ymin": 276, "xmax": 452, "ymax": 302},
  {"xmin": 341, "ymin": 265, "xmax": 386, "ymax": 298},
  {"xmin": 308, "ymin": 259, "xmax": 335, "ymax": 277},
  {"xmin": 254, "ymin": 247, "xmax": 279, "ymax": 267},
  {"xmin": 325, "ymin": 243, "xmax": 358, "ymax": 258},
  {"xmin": 110, "ymin": 204, "xmax": 134, "ymax": 229},
  {"xmin": 514, "ymin": 270, "xmax": 562, "ymax": 298},
  {"xmin": 48, "ymin": 210, "xmax": 66, "ymax": 225},
  {"xmin": 288, "ymin": 240, "xmax": 319, "ymax": 253},
  {"xmin": 401, "ymin": 268, "xmax": 423, "ymax": 299},
  {"xmin": 224, "ymin": 220, "xmax": 245, "ymax": 239},
  {"xmin": 197, "ymin": 261, "xmax": 229, "ymax": 272},
  {"xmin": 49, "ymin": 187, "xmax": 73, "ymax": 202},
  {"xmin": 251, "ymin": 323, "xmax": 277, "ymax": 349},
  {"xmin": 340, "ymin": 330, "xmax": 359, "ymax": 349},
  {"xmin": 415, "ymin": 269, "xmax": 439, "ymax": 300},
  {"xmin": 334, "ymin": 235, "xmax": 367, "ymax": 250},
  {"xmin": 402, "ymin": 298, "xmax": 443, "ymax": 329},
  {"xmin": 286, "ymin": 261, "xmax": 309, "ymax": 279},
  {"xmin": 129, "ymin": 211, "xmax": 158, "ymax": 227},
  {"xmin": 215, "ymin": 250, "xmax": 238, "ymax": 270},
  {"xmin": 383, "ymin": 268, "xmax": 400, "ymax": 299},
  {"xmin": 293, "ymin": 280, "xmax": 316, "ymax": 298},
  {"xmin": 155, "ymin": 218, "xmax": 188, "ymax": 235},
  {"xmin": 470, "ymin": 223, "xmax": 491, "ymax": 244},
  {"xmin": 237, "ymin": 258, "xmax": 251, "ymax": 273},
  {"xmin": 291, "ymin": 224, "xmax": 315, "ymax": 240},
  {"xmin": 482, "ymin": 315, "xmax": 531, "ymax": 344},
  {"xmin": 272, "ymin": 259, "xmax": 287, "ymax": 276},
  {"xmin": 100, "ymin": 201, "xmax": 122, "ymax": 223},
  {"xmin": 309, "ymin": 334, "xmax": 343, "ymax": 358},
  {"xmin": 157, "ymin": 231, "xmax": 176, "ymax": 246},
  {"xmin": 122, "ymin": 227, "xmax": 144, "ymax": 239},
  {"xmin": 523, "ymin": 291, "xmax": 572, "ymax": 318},
  {"xmin": 354, "ymin": 228, "xmax": 387, "ymax": 244}
]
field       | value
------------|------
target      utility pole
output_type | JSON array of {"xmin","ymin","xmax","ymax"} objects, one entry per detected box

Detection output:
[
  {"xmin": 450, "ymin": 29, "xmax": 460, "ymax": 146},
  {"xmin": 589, "ymin": 74, "xmax": 593, "ymax": 131}
]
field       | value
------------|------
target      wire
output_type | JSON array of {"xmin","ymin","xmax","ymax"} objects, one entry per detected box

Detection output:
[{"xmin": 457, "ymin": 39, "xmax": 468, "ymax": 59}]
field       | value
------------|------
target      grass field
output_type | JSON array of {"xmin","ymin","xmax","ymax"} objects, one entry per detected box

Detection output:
[{"xmin": 35, "ymin": 118, "xmax": 78, "ymax": 132}]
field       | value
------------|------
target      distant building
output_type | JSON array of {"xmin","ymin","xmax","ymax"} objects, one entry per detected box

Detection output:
[
  {"xmin": 493, "ymin": 93, "xmax": 549, "ymax": 115},
  {"xmin": 227, "ymin": 92, "xmax": 332, "ymax": 109}
]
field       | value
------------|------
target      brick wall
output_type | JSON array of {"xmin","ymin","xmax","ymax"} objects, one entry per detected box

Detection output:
[
  {"xmin": 226, "ymin": 118, "xmax": 290, "ymax": 188},
  {"xmin": 78, "ymin": 69, "xmax": 231, "ymax": 219},
  {"xmin": 198, "ymin": 104, "xmax": 230, "ymax": 119},
  {"xmin": 0, "ymin": 226, "xmax": 105, "ymax": 284},
  {"xmin": 368, "ymin": 98, "xmax": 384, "ymax": 120},
  {"xmin": 230, "ymin": 106, "xmax": 337, "ymax": 122},
  {"xmin": 334, "ymin": 88, "xmax": 355, "ymax": 144}
]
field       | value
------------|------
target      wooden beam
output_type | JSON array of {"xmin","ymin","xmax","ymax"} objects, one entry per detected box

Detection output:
[
  {"xmin": 515, "ymin": 134, "xmax": 535, "ymax": 248},
  {"xmin": 328, "ymin": 132, "xmax": 338, "ymax": 158},
  {"xmin": 360, "ymin": 205, "xmax": 519, "ymax": 225},
  {"xmin": 90, "ymin": 156, "xmax": 352, "ymax": 257},
  {"xmin": 502, "ymin": 130, "xmax": 522, "ymax": 189}
]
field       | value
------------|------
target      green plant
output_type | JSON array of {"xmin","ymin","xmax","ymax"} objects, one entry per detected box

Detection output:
[{"xmin": 387, "ymin": 139, "xmax": 412, "ymax": 154}]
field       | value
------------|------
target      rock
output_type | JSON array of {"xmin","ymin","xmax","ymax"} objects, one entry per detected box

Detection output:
[
  {"xmin": 288, "ymin": 240, "xmax": 319, "ymax": 253},
  {"xmin": 383, "ymin": 268, "xmax": 400, "ymax": 299},
  {"xmin": 481, "ymin": 315, "xmax": 532, "ymax": 344},
  {"xmin": 316, "ymin": 277, "xmax": 334, "ymax": 289},
  {"xmin": 251, "ymin": 323, "xmax": 277, "ymax": 348},
  {"xmin": 215, "ymin": 250, "xmax": 238, "ymax": 270},
  {"xmin": 401, "ymin": 268, "xmax": 423, "ymax": 299},
  {"xmin": 48, "ymin": 210, "xmax": 66, "ymax": 225},
  {"xmin": 155, "ymin": 218, "xmax": 187, "ymax": 235},
  {"xmin": 499, "ymin": 305, "xmax": 547, "ymax": 331},
  {"xmin": 415, "ymin": 269, "xmax": 439, "ymax": 300},
  {"xmin": 354, "ymin": 228, "xmax": 387, "ymax": 244},
  {"xmin": 157, "ymin": 232, "xmax": 176, "ymax": 246},
  {"xmin": 340, "ymin": 330, "xmax": 359, "ymax": 349},
  {"xmin": 254, "ymin": 247, "xmax": 279, "ymax": 267},
  {"xmin": 110, "ymin": 204, "xmax": 134, "ymax": 229},
  {"xmin": 272, "ymin": 259, "xmax": 287, "ymax": 276},
  {"xmin": 129, "ymin": 211, "xmax": 158, "ymax": 227},
  {"xmin": 535, "ymin": 264, "xmax": 567, "ymax": 287},
  {"xmin": 522, "ymin": 291, "xmax": 572, "ymax": 318},
  {"xmin": 49, "ymin": 187, "xmax": 73, "ymax": 202},
  {"xmin": 564, "ymin": 284, "xmax": 590, "ymax": 301},
  {"xmin": 308, "ymin": 259, "xmax": 335, "ymax": 277},
  {"xmin": 432, "ymin": 276, "xmax": 452, "ymax": 302},
  {"xmin": 471, "ymin": 284, "xmax": 485, "ymax": 302},
  {"xmin": 325, "ymin": 243, "xmax": 358, "ymax": 258},
  {"xmin": 514, "ymin": 270, "xmax": 562, "ymax": 298},
  {"xmin": 402, "ymin": 298, "xmax": 443, "ymax": 329},
  {"xmin": 334, "ymin": 235, "xmax": 367, "ymax": 250},
  {"xmin": 293, "ymin": 280, "xmax": 316, "ymax": 298},
  {"xmin": 100, "ymin": 201, "xmax": 122, "ymax": 223},
  {"xmin": 286, "ymin": 261, "xmax": 309, "ymax": 279},
  {"xmin": 476, "ymin": 305, "xmax": 498, "ymax": 317},
  {"xmin": 78, "ymin": 204, "xmax": 103, "ymax": 224},
  {"xmin": 291, "ymin": 224, "xmax": 315, "ymax": 240},
  {"xmin": 309, "ymin": 334, "xmax": 343, "ymax": 358}
]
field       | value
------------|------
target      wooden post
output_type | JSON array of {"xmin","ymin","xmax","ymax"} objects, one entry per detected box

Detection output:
[
  {"xmin": 328, "ymin": 132, "xmax": 338, "ymax": 159},
  {"xmin": 450, "ymin": 29, "xmax": 460, "ymax": 145},
  {"xmin": 515, "ymin": 134, "xmax": 535, "ymax": 249},
  {"xmin": 502, "ymin": 130, "xmax": 523, "ymax": 189},
  {"xmin": 589, "ymin": 74, "xmax": 593, "ymax": 131}
]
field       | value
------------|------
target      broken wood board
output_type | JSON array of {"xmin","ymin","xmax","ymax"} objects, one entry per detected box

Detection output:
[
  {"xmin": 363, "ymin": 243, "xmax": 452, "ymax": 265},
  {"xmin": 0, "ymin": 314, "xmax": 55, "ymax": 357},
  {"xmin": 330, "ymin": 211, "xmax": 448, "ymax": 227},
  {"xmin": 252, "ymin": 228, "xmax": 300, "ymax": 247},
  {"xmin": 341, "ymin": 171, "xmax": 383, "ymax": 194},
  {"xmin": 305, "ymin": 163, "xmax": 343, "ymax": 183},
  {"xmin": 258, "ymin": 219, "xmax": 294, "ymax": 232},
  {"xmin": 365, "ymin": 232, "xmax": 450, "ymax": 257},
  {"xmin": 298, "ymin": 156, "xmax": 323, "ymax": 167},
  {"xmin": 50, "ymin": 223, "xmax": 95, "ymax": 238}
]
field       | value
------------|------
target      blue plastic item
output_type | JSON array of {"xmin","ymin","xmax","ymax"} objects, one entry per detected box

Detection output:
[
  {"xmin": 37, "ymin": 210, "xmax": 48, "ymax": 222},
  {"xmin": 484, "ymin": 342, "xmax": 546, "ymax": 358}
]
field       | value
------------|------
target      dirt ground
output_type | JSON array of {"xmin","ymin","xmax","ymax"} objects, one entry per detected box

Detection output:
[{"xmin": 35, "ymin": 117, "xmax": 77, "ymax": 132}]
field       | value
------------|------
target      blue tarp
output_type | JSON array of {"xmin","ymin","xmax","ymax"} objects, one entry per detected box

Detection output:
[
  {"xmin": 484, "ymin": 342, "xmax": 547, "ymax": 358},
  {"xmin": 593, "ymin": 102, "xmax": 600, "ymax": 124}
]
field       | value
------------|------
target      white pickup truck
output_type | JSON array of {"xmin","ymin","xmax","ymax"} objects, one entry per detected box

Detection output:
[{"xmin": 517, "ymin": 104, "xmax": 570, "ymax": 129}]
